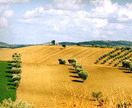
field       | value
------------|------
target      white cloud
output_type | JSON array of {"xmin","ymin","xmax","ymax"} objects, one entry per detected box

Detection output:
[
  {"xmin": 53, "ymin": 0, "xmax": 83, "ymax": 10},
  {"xmin": 0, "ymin": 17, "xmax": 8, "ymax": 26},
  {"xmin": 91, "ymin": 0, "xmax": 132, "ymax": 22},
  {"xmin": 17, "ymin": 0, "xmax": 132, "ymax": 42},
  {"xmin": 0, "ymin": 0, "xmax": 29, "ymax": 3},
  {"xmin": 0, "ymin": 5, "xmax": 14, "ymax": 27}
]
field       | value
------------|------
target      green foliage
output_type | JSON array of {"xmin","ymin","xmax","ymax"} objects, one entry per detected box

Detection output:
[
  {"xmin": 117, "ymin": 102, "xmax": 131, "ymax": 108},
  {"xmin": 58, "ymin": 59, "xmax": 66, "ymax": 64},
  {"xmin": 92, "ymin": 92, "xmax": 102, "ymax": 101},
  {"xmin": 92, "ymin": 92, "xmax": 106, "ymax": 106},
  {"xmin": 68, "ymin": 59, "xmax": 76, "ymax": 65},
  {"xmin": 12, "ymin": 74, "xmax": 21, "ymax": 81},
  {"xmin": 12, "ymin": 53, "xmax": 21, "ymax": 63},
  {"xmin": 51, "ymin": 40, "xmax": 55, "ymax": 45},
  {"xmin": 78, "ymin": 71, "xmax": 88, "ymax": 80},
  {"xmin": 11, "ymin": 68, "xmax": 21, "ymax": 74},
  {"xmin": 0, "ymin": 98, "xmax": 32, "ymax": 108},
  {"xmin": 13, "ymin": 81, "xmax": 20, "ymax": 88},
  {"xmin": 0, "ymin": 61, "xmax": 16, "ymax": 102},
  {"xmin": 62, "ymin": 44, "xmax": 66, "ymax": 48},
  {"xmin": 11, "ymin": 63, "xmax": 21, "ymax": 68}
]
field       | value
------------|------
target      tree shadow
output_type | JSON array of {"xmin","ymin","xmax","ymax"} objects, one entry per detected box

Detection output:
[
  {"xmin": 8, "ymin": 79, "xmax": 14, "ymax": 82},
  {"xmin": 5, "ymin": 71, "xmax": 13, "ymax": 74},
  {"xmin": 65, "ymin": 64, "xmax": 71, "ymax": 66},
  {"xmin": 5, "ymin": 75, "xmax": 12, "ymax": 78},
  {"xmin": 70, "ymin": 71, "xmax": 77, "ymax": 74},
  {"xmin": 6, "ymin": 67, "xmax": 12, "ymax": 69},
  {"xmin": 8, "ymin": 87, "xmax": 16, "ymax": 89},
  {"xmin": 123, "ymin": 71, "xmax": 132, "ymax": 74},
  {"xmin": 70, "ymin": 75, "xmax": 80, "ymax": 78},
  {"xmin": 118, "ymin": 67, "xmax": 129, "ymax": 70},
  {"xmin": 7, "ymin": 83, "xmax": 14, "ymax": 86},
  {"xmin": 72, "ymin": 80, "xmax": 84, "ymax": 83},
  {"xmin": 69, "ymin": 68, "xmax": 75, "ymax": 70}
]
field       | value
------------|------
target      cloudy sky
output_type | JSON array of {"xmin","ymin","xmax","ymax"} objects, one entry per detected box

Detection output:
[{"xmin": 0, "ymin": 0, "xmax": 132, "ymax": 44}]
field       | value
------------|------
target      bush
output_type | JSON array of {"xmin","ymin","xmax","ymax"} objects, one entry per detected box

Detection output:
[
  {"xmin": 13, "ymin": 81, "xmax": 20, "ymax": 88},
  {"xmin": 92, "ymin": 92, "xmax": 106, "ymax": 106},
  {"xmin": 58, "ymin": 59, "xmax": 66, "ymax": 64},
  {"xmin": 11, "ymin": 67, "xmax": 21, "ymax": 74},
  {"xmin": 12, "ymin": 74, "xmax": 21, "ymax": 81},
  {"xmin": 0, "ymin": 98, "xmax": 32, "ymax": 108},
  {"xmin": 12, "ymin": 53, "xmax": 21, "ymax": 63},
  {"xmin": 122, "ymin": 60, "xmax": 130, "ymax": 68},
  {"xmin": 117, "ymin": 102, "xmax": 131, "ymax": 108},
  {"xmin": 75, "ymin": 64, "xmax": 82, "ymax": 69},
  {"xmin": 68, "ymin": 59, "xmax": 76, "ymax": 65},
  {"xmin": 78, "ymin": 71, "xmax": 88, "ymax": 80},
  {"xmin": 11, "ymin": 62, "xmax": 21, "ymax": 68},
  {"xmin": 62, "ymin": 44, "xmax": 66, "ymax": 48}
]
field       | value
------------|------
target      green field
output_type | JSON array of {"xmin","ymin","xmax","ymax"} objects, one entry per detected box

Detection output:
[{"xmin": 0, "ymin": 61, "xmax": 16, "ymax": 102}]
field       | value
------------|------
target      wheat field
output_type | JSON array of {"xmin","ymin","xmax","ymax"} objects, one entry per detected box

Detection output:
[{"xmin": 0, "ymin": 45, "xmax": 131, "ymax": 108}]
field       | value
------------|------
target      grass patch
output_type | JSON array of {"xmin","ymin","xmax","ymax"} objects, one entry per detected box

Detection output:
[{"xmin": 0, "ymin": 61, "xmax": 16, "ymax": 102}]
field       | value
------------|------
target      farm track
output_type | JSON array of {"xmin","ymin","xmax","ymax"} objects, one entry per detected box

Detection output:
[{"xmin": 0, "ymin": 45, "xmax": 132, "ymax": 108}]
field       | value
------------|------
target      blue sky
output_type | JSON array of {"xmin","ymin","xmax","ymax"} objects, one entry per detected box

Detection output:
[{"xmin": 0, "ymin": 0, "xmax": 132, "ymax": 44}]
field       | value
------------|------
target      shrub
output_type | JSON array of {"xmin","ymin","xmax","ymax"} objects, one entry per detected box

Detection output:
[
  {"xmin": 62, "ymin": 44, "xmax": 66, "ymax": 48},
  {"xmin": 12, "ymin": 53, "xmax": 21, "ymax": 62},
  {"xmin": 129, "ymin": 62, "xmax": 132, "ymax": 71},
  {"xmin": 92, "ymin": 92, "xmax": 106, "ymax": 106},
  {"xmin": 92, "ymin": 92, "xmax": 102, "ymax": 101},
  {"xmin": 11, "ymin": 67, "xmax": 21, "ymax": 74},
  {"xmin": 78, "ymin": 71, "xmax": 88, "ymax": 81},
  {"xmin": 13, "ymin": 81, "xmax": 20, "ymax": 88},
  {"xmin": 0, "ymin": 98, "xmax": 32, "ymax": 108},
  {"xmin": 122, "ymin": 60, "xmax": 130, "ymax": 68},
  {"xmin": 75, "ymin": 67, "xmax": 83, "ymax": 73},
  {"xmin": 11, "ymin": 62, "xmax": 21, "ymax": 68},
  {"xmin": 117, "ymin": 102, "xmax": 131, "ymax": 108},
  {"xmin": 58, "ymin": 59, "xmax": 66, "ymax": 64},
  {"xmin": 12, "ymin": 74, "xmax": 21, "ymax": 81},
  {"xmin": 75, "ymin": 64, "xmax": 82, "ymax": 69},
  {"xmin": 51, "ymin": 40, "xmax": 55, "ymax": 45},
  {"xmin": 68, "ymin": 59, "xmax": 76, "ymax": 65}
]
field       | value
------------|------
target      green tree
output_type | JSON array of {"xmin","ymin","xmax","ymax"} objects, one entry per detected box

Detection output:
[{"xmin": 51, "ymin": 40, "xmax": 55, "ymax": 45}]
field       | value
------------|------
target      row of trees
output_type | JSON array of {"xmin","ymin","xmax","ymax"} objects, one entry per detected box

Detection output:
[
  {"xmin": 58, "ymin": 58, "xmax": 88, "ymax": 81},
  {"xmin": 108, "ymin": 49, "xmax": 132, "ymax": 65},
  {"xmin": 101, "ymin": 50, "xmax": 125, "ymax": 64},
  {"xmin": 94, "ymin": 47, "xmax": 132, "ymax": 67},
  {"xmin": 121, "ymin": 60, "xmax": 132, "ymax": 71},
  {"xmin": 10, "ymin": 53, "xmax": 22, "ymax": 88},
  {"xmin": 94, "ymin": 49, "xmax": 119, "ymax": 64}
]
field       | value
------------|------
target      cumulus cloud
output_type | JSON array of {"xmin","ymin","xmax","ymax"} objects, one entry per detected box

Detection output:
[
  {"xmin": 0, "ymin": 5, "xmax": 13, "ymax": 28},
  {"xmin": 91, "ymin": 0, "xmax": 132, "ymax": 22},
  {"xmin": 18, "ymin": 0, "xmax": 132, "ymax": 41},
  {"xmin": 0, "ymin": 0, "xmax": 29, "ymax": 3},
  {"xmin": 53, "ymin": 0, "xmax": 83, "ymax": 10}
]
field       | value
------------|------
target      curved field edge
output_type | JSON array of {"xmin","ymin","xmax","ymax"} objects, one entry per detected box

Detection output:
[{"xmin": 0, "ymin": 45, "xmax": 132, "ymax": 108}]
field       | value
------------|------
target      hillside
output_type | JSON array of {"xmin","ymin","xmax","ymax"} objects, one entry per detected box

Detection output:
[
  {"xmin": 59, "ymin": 40, "xmax": 132, "ymax": 47},
  {"xmin": 0, "ymin": 45, "xmax": 131, "ymax": 108}
]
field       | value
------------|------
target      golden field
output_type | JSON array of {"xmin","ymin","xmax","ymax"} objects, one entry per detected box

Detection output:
[{"xmin": 0, "ymin": 45, "xmax": 131, "ymax": 108}]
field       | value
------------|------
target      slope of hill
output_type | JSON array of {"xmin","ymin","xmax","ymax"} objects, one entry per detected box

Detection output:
[
  {"xmin": 59, "ymin": 40, "xmax": 132, "ymax": 47},
  {"xmin": 0, "ymin": 45, "xmax": 131, "ymax": 108}
]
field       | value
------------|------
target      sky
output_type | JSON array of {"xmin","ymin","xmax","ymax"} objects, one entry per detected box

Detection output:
[{"xmin": 0, "ymin": 0, "xmax": 132, "ymax": 44}]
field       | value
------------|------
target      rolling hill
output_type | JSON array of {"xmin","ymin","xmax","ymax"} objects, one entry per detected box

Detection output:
[
  {"xmin": 59, "ymin": 40, "xmax": 132, "ymax": 47},
  {"xmin": 0, "ymin": 45, "xmax": 131, "ymax": 108}
]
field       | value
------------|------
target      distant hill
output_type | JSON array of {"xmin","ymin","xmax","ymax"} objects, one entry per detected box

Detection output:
[
  {"xmin": 59, "ymin": 40, "xmax": 132, "ymax": 47},
  {"xmin": 0, "ymin": 42, "xmax": 33, "ymax": 48}
]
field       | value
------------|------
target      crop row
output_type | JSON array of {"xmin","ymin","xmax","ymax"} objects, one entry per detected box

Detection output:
[
  {"xmin": 58, "ymin": 58, "xmax": 88, "ymax": 81},
  {"xmin": 10, "ymin": 53, "xmax": 22, "ymax": 88}
]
